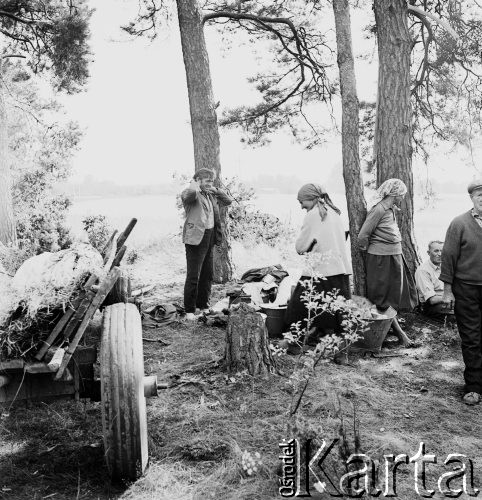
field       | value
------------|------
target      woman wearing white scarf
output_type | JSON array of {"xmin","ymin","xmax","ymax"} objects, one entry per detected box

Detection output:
[
  {"xmin": 358, "ymin": 178, "xmax": 418, "ymax": 347},
  {"xmin": 285, "ymin": 183, "xmax": 352, "ymax": 348}
]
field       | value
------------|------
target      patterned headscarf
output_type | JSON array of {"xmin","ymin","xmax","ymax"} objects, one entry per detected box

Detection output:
[
  {"xmin": 297, "ymin": 183, "xmax": 341, "ymax": 221},
  {"xmin": 369, "ymin": 178, "xmax": 407, "ymax": 209}
]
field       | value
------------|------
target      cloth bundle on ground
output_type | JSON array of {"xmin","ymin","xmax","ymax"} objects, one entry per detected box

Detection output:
[
  {"xmin": 142, "ymin": 303, "xmax": 185, "ymax": 327},
  {"xmin": 240, "ymin": 264, "xmax": 289, "ymax": 284}
]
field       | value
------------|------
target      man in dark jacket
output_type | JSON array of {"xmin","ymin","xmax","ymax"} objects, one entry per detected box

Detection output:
[
  {"xmin": 441, "ymin": 177, "xmax": 482, "ymax": 405},
  {"xmin": 181, "ymin": 168, "xmax": 232, "ymax": 320}
]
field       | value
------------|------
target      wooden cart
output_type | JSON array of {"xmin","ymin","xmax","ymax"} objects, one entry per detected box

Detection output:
[{"xmin": 0, "ymin": 219, "xmax": 159, "ymax": 481}]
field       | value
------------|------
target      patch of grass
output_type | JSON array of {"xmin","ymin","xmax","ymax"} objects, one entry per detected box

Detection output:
[{"xmin": 0, "ymin": 401, "xmax": 124, "ymax": 499}]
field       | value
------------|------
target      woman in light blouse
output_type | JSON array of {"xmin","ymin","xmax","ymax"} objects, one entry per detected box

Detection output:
[
  {"xmin": 358, "ymin": 178, "xmax": 418, "ymax": 346},
  {"xmin": 285, "ymin": 183, "xmax": 352, "ymax": 342}
]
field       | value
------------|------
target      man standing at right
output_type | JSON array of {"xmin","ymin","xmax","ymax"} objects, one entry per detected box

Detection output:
[{"xmin": 441, "ymin": 177, "xmax": 482, "ymax": 405}]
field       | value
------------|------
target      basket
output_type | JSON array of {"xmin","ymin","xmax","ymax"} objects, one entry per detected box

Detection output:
[{"xmin": 350, "ymin": 307, "xmax": 397, "ymax": 353}]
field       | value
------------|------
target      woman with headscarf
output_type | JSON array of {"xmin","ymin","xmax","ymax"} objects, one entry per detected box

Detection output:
[
  {"xmin": 285, "ymin": 183, "xmax": 352, "ymax": 343},
  {"xmin": 357, "ymin": 178, "xmax": 418, "ymax": 346}
]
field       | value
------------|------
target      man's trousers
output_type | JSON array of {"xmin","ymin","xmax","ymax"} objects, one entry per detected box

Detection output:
[
  {"xmin": 184, "ymin": 228, "xmax": 215, "ymax": 313},
  {"xmin": 453, "ymin": 279, "xmax": 482, "ymax": 393}
]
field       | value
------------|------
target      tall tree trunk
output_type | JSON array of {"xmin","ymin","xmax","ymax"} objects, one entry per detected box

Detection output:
[
  {"xmin": 0, "ymin": 76, "xmax": 16, "ymax": 246},
  {"xmin": 177, "ymin": 0, "xmax": 232, "ymax": 283},
  {"xmin": 373, "ymin": 0, "xmax": 419, "ymax": 276},
  {"xmin": 332, "ymin": 0, "xmax": 367, "ymax": 296}
]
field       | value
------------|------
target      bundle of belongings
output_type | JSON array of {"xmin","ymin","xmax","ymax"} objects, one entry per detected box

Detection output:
[
  {"xmin": 211, "ymin": 264, "xmax": 299, "ymax": 315},
  {"xmin": 142, "ymin": 303, "xmax": 185, "ymax": 327},
  {"xmin": 237, "ymin": 264, "xmax": 296, "ymax": 307},
  {"xmin": 0, "ymin": 243, "xmax": 105, "ymax": 360}
]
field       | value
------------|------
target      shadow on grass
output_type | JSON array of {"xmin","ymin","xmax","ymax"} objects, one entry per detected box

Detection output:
[{"xmin": 0, "ymin": 401, "xmax": 125, "ymax": 499}]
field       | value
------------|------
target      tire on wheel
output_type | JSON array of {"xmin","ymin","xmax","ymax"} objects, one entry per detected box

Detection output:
[{"xmin": 100, "ymin": 302, "xmax": 148, "ymax": 481}]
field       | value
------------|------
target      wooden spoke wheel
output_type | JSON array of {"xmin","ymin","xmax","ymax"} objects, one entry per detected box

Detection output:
[{"xmin": 100, "ymin": 303, "xmax": 148, "ymax": 481}]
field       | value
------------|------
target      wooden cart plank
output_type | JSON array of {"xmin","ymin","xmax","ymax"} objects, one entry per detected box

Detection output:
[
  {"xmin": 54, "ymin": 267, "xmax": 121, "ymax": 380},
  {"xmin": 101, "ymin": 230, "xmax": 119, "ymax": 257},
  {"xmin": 35, "ymin": 291, "xmax": 94, "ymax": 361},
  {"xmin": 35, "ymin": 307, "xmax": 75, "ymax": 360},
  {"xmin": 116, "ymin": 218, "xmax": 137, "ymax": 250},
  {"xmin": 0, "ymin": 359, "xmax": 24, "ymax": 371},
  {"xmin": 111, "ymin": 245, "xmax": 126, "ymax": 269},
  {"xmin": 60, "ymin": 292, "xmax": 96, "ymax": 341}
]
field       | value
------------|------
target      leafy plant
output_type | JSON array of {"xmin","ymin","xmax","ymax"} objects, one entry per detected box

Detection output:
[
  {"xmin": 82, "ymin": 215, "xmax": 112, "ymax": 252},
  {"xmin": 9, "ymin": 69, "xmax": 82, "ymax": 256},
  {"xmin": 278, "ymin": 254, "xmax": 368, "ymax": 416}
]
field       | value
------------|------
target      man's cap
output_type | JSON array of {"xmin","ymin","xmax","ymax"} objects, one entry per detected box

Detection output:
[
  {"xmin": 468, "ymin": 177, "xmax": 482, "ymax": 194},
  {"xmin": 193, "ymin": 168, "xmax": 216, "ymax": 180}
]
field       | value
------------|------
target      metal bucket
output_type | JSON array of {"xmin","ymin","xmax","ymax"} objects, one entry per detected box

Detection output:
[
  {"xmin": 259, "ymin": 305, "xmax": 287, "ymax": 338},
  {"xmin": 350, "ymin": 307, "xmax": 396, "ymax": 353}
]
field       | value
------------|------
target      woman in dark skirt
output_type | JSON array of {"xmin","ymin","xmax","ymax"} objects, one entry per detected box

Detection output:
[
  {"xmin": 285, "ymin": 184, "xmax": 352, "ymax": 341},
  {"xmin": 357, "ymin": 178, "xmax": 418, "ymax": 346}
]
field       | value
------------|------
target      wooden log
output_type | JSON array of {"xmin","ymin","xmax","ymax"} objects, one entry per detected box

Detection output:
[
  {"xmin": 223, "ymin": 303, "xmax": 277, "ymax": 378},
  {"xmin": 54, "ymin": 267, "xmax": 121, "ymax": 380}
]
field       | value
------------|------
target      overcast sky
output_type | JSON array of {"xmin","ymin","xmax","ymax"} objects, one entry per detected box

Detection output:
[{"xmin": 60, "ymin": 0, "xmax": 481, "ymax": 188}]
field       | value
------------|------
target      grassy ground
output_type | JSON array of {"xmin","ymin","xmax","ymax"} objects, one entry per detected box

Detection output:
[{"xmin": 1, "ymin": 249, "xmax": 482, "ymax": 499}]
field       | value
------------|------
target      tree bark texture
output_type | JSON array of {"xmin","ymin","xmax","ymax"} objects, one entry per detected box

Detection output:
[
  {"xmin": 224, "ymin": 303, "xmax": 276, "ymax": 378},
  {"xmin": 0, "ymin": 76, "xmax": 16, "ymax": 246},
  {"xmin": 332, "ymin": 0, "xmax": 367, "ymax": 296},
  {"xmin": 373, "ymin": 0, "xmax": 419, "ymax": 276},
  {"xmin": 176, "ymin": 0, "xmax": 232, "ymax": 283}
]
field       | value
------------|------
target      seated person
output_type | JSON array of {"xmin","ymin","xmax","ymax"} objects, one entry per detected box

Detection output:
[{"xmin": 415, "ymin": 241, "xmax": 454, "ymax": 317}]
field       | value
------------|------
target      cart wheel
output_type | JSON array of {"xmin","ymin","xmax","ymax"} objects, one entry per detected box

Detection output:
[
  {"xmin": 103, "ymin": 271, "xmax": 132, "ymax": 307},
  {"xmin": 100, "ymin": 303, "xmax": 148, "ymax": 481}
]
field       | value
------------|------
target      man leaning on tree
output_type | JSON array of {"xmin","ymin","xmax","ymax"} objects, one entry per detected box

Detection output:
[
  {"xmin": 441, "ymin": 177, "xmax": 482, "ymax": 405},
  {"xmin": 181, "ymin": 168, "xmax": 232, "ymax": 321}
]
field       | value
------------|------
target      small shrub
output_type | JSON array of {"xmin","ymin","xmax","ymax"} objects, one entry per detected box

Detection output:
[
  {"xmin": 82, "ymin": 215, "xmax": 112, "ymax": 252},
  {"xmin": 126, "ymin": 248, "xmax": 140, "ymax": 265}
]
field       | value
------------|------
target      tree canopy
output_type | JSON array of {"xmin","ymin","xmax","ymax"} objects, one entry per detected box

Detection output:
[{"xmin": 0, "ymin": 0, "xmax": 92, "ymax": 93}]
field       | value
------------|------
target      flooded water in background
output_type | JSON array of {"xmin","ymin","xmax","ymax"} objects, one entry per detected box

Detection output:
[{"xmin": 67, "ymin": 192, "xmax": 472, "ymax": 253}]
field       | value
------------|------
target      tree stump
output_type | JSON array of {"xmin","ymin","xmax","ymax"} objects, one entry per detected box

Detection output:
[{"xmin": 223, "ymin": 303, "xmax": 276, "ymax": 378}]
